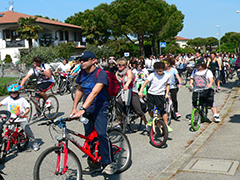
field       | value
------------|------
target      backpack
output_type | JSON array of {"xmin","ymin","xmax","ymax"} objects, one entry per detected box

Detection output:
[{"xmin": 80, "ymin": 68, "xmax": 120, "ymax": 96}]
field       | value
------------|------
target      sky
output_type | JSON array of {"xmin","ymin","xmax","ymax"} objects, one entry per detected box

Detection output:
[{"xmin": 0, "ymin": 0, "xmax": 240, "ymax": 40}]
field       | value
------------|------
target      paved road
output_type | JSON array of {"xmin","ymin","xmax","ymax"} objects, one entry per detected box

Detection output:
[{"xmin": 0, "ymin": 79, "xmax": 235, "ymax": 180}]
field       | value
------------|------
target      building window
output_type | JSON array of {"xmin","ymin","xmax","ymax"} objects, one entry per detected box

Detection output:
[{"xmin": 59, "ymin": 31, "xmax": 63, "ymax": 41}]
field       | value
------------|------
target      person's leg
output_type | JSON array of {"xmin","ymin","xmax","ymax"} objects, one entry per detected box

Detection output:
[
  {"xmin": 94, "ymin": 105, "xmax": 113, "ymax": 166},
  {"xmin": 170, "ymin": 88, "xmax": 179, "ymax": 114},
  {"xmin": 131, "ymin": 94, "xmax": 147, "ymax": 125}
]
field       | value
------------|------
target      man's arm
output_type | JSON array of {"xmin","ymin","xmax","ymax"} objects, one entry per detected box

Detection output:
[
  {"xmin": 138, "ymin": 79, "xmax": 149, "ymax": 98},
  {"xmin": 71, "ymin": 85, "xmax": 83, "ymax": 115},
  {"xmin": 20, "ymin": 74, "xmax": 31, "ymax": 88},
  {"xmin": 72, "ymin": 83, "xmax": 104, "ymax": 117}
]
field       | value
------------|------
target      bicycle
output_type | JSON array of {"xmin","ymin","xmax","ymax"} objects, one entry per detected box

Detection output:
[
  {"xmin": 113, "ymin": 89, "xmax": 147, "ymax": 133},
  {"xmin": 149, "ymin": 107, "xmax": 168, "ymax": 148},
  {"xmin": 21, "ymin": 89, "xmax": 59, "ymax": 122},
  {"xmin": 0, "ymin": 110, "xmax": 29, "ymax": 163},
  {"xmin": 6, "ymin": 69, "xmax": 37, "ymax": 90},
  {"xmin": 51, "ymin": 72, "xmax": 75, "ymax": 96},
  {"xmin": 165, "ymin": 96, "xmax": 176, "ymax": 126},
  {"xmin": 190, "ymin": 88, "xmax": 210, "ymax": 131},
  {"xmin": 33, "ymin": 116, "xmax": 132, "ymax": 180}
]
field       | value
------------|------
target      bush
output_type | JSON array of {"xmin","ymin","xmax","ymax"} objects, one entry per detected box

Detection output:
[{"xmin": 4, "ymin": 54, "xmax": 12, "ymax": 63}]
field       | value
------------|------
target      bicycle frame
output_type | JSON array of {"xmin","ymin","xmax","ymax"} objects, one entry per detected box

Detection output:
[
  {"xmin": 53, "ymin": 122, "xmax": 122, "ymax": 175},
  {"xmin": 25, "ymin": 90, "xmax": 46, "ymax": 114}
]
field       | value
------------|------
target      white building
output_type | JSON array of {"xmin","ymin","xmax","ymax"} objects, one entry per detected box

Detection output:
[
  {"xmin": 0, "ymin": 10, "xmax": 86, "ymax": 63},
  {"xmin": 174, "ymin": 36, "xmax": 188, "ymax": 48}
]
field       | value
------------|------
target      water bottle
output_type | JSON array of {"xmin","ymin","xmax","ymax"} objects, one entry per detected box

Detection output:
[{"xmin": 79, "ymin": 117, "xmax": 89, "ymax": 124}]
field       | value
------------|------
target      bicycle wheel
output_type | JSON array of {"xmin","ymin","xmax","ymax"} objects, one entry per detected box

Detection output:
[
  {"xmin": 33, "ymin": 146, "xmax": 82, "ymax": 180},
  {"xmin": 17, "ymin": 129, "xmax": 29, "ymax": 151},
  {"xmin": 59, "ymin": 81, "xmax": 67, "ymax": 96},
  {"xmin": 6, "ymin": 79, "xmax": 20, "ymax": 88},
  {"xmin": 0, "ymin": 135, "xmax": 7, "ymax": 164},
  {"xmin": 26, "ymin": 99, "xmax": 32, "ymax": 122},
  {"xmin": 108, "ymin": 129, "xmax": 132, "ymax": 173},
  {"xmin": 191, "ymin": 108, "xmax": 201, "ymax": 131},
  {"xmin": 43, "ymin": 95, "xmax": 59, "ymax": 120},
  {"xmin": 71, "ymin": 84, "xmax": 78, "ymax": 101},
  {"xmin": 128, "ymin": 113, "xmax": 142, "ymax": 132},
  {"xmin": 149, "ymin": 118, "xmax": 168, "ymax": 148},
  {"xmin": 50, "ymin": 76, "xmax": 60, "ymax": 95},
  {"xmin": 181, "ymin": 72, "xmax": 187, "ymax": 85}
]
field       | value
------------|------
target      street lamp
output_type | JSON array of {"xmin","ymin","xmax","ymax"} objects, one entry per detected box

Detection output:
[{"xmin": 216, "ymin": 25, "xmax": 221, "ymax": 53}]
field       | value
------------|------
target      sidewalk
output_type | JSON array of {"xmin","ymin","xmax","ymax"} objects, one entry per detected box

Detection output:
[{"xmin": 162, "ymin": 82, "xmax": 240, "ymax": 180}]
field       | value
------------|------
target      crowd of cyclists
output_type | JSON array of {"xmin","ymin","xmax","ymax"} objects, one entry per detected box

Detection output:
[{"xmin": 1, "ymin": 50, "xmax": 240, "ymax": 176}]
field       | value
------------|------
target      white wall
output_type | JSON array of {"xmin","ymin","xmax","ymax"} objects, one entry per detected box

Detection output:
[{"xmin": 0, "ymin": 48, "xmax": 20, "ymax": 63}]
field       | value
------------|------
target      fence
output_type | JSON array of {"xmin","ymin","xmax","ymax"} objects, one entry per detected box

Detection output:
[{"xmin": 0, "ymin": 63, "xmax": 32, "ymax": 77}]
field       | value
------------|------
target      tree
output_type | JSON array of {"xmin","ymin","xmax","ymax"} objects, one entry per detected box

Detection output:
[
  {"xmin": 56, "ymin": 42, "xmax": 76, "ymax": 59},
  {"xmin": 17, "ymin": 17, "xmax": 43, "ymax": 50},
  {"xmin": 4, "ymin": 54, "xmax": 12, "ymax": 63},
  {"xmin": 187, "ymin": 37, "xmax": 206, "ymax": 51},
  {"xmin": 205, "ymin": 37, "xmax": 218, "ymax": 52}
]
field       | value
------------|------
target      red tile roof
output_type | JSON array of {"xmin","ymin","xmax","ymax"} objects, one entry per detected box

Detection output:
[
  {"xmin": 0, "ymin": 11, "xmax": 81, "ymax": 29},
  {"xmin": 174, "ymin": 36, "xmax": 188, "ymax": 41}
]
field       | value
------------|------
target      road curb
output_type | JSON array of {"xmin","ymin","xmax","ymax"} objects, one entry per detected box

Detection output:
[{"xmin": 157, "ymin": 83, "xmax": 239, "ymax": 180}]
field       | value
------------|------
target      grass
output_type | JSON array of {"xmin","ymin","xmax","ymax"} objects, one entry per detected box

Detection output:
[{"xmin": 0, "ymin": 77, "xmax": 17, "ymax": 96}]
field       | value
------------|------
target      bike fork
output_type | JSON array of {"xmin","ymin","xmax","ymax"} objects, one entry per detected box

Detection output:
[{"xmin": 55, "ymin": 143, "xmax": 69, "ymax": 175}]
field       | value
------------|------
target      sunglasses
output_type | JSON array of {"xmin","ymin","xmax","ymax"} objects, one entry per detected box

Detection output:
[
  {"xmin": 80, "ymin": 58, "xmax": 90, "ymax": 62},
  {"xmin": 117, "ymin": 64, "xmax": 125, "ymax": 67},
  {"xmin": 9, "ymin": 92, "xmax": 19, "ymax": 94}
]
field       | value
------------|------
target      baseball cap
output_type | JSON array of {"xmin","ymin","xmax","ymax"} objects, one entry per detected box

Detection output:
[
  {"xmin": 79, "ymin": 51, "xmax": 96, "ymax": 59},
  {"xmin": 195, "ymin": 59, "xmax": 205, "ymax": 65}
]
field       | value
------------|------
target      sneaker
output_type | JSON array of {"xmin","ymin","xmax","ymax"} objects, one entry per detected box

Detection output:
[
  {"xmin": 217, "ymin": 87, "xmax": 221, "ymax": 91},
  {"xmin": 167, "ymin": 125, "xmax": 173, "ymax": 133},
  {"xmin": 214, "ymin": 115, "xmax": 221, "ymax": 123},
  {"xmin": 175, "ymin": 112, "xmax": 181, "ymax": 118},
  {"xmin": 89, "ymin": 166, "xmax": 103, "ymax": 173},
  {"xmin": 102, "ymin": 162, "xmax": 117, "ymax": 175},
  {"xmin": 32, "ymin": 113, "xmax": 40, "ymax": 120},
  {"xmin": 114, "ymin": 124, "xmax": 122, "ymax": 130},
  {"xmin": 147, "ymin": 118, "xmax": 153, "ymax": 126},
  {"xmin": 45, "ymin": 99, "xmax": 52, "ymax": 108},
  {"xmin": 32, "ymin": 142, "xmax": 40, "ymax": 151}
]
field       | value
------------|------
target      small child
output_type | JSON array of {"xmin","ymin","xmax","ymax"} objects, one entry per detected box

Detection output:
[
  {"xmin": 138, "ymin": 62, "xmax": 173, "ymax": 132},
  {"xmin": 0, "ymin": 84, "xmax": 39, "ymax": 151}
]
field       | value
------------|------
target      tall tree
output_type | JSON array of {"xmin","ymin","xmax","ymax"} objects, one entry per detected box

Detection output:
[{"xmin": 17, "ymin": 17, "xmax": 43, "ymax": 50}]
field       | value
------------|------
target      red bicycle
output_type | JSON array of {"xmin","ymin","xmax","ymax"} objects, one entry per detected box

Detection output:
[
  {"xmin": 0, "ymin": 110, "xmax": 29, "ymax": 163},
  {"xmin": 33, "ymin": 117, "xmax": 132, "ymax": 180}
]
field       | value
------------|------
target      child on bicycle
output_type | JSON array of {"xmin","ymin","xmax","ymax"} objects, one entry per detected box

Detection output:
[
  {"xmin": 0, "ymin": 84, "xmax": 39, "ymax": 151},
  {"xmin": 189, "ymin": 59, "xmax": 220, "ymax": 122},
  {"xmin": 138, "ymin": 61, "xmax": 173, "ymax": 132}
]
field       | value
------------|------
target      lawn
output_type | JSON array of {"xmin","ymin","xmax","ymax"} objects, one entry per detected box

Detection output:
[{"xmin": 0, "ymin": 77, "xmax": 17, "ymax": 96}]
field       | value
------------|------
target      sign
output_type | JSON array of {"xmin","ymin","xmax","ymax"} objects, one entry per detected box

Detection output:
[
  {"xmin": 160, "ymin": 42, "xmax": 166, "ymax": 48},
  {"xmin": 124, "ymin": 52, "xmax": 130, "ymax": 57}
]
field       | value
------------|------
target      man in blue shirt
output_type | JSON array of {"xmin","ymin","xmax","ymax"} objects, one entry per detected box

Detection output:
[{"xmin": 71, "ymin": 51, "xmax": 116, "ymax": 175}]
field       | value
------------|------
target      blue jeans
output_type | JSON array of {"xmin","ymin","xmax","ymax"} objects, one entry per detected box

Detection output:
[{"xmin": 83, "ymin": 105, "xmax": 113, "ymax": 165}]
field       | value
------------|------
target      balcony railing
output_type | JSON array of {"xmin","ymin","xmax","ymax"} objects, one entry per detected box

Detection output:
[{"xmin": 5, "ymin": 39, "xmax": 25, "ymax": 48}]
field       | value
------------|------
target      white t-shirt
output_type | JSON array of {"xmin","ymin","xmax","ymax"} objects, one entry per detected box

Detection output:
[
  {"xmin": 27, "ymin": 63, "xmax": 55, "ymax": 84},
  {"xmin": 147, "ymin": 72, "xmax": 171, "ymax": 95},
  {"xmin": 57, "ymin": 63, "xmax": 71, "ymax": 72},
  {"xmin": 190, "ymin": 69, "xmax": 213, "ymax": 79},
  {"xmin": 0, "ymin": 96, "xmax": 30, "ymax": 122}
]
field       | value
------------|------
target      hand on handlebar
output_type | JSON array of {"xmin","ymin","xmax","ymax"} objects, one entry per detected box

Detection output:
[{"xmin": 189, "ymin": 86, "xmax": 193, "ymax": 92}]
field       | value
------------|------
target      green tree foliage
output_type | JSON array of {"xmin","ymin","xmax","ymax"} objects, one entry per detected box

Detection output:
[
  {"xmin": 221, "ymin": 32, "xmax": 240, "ymax": 53},
  {"xmin": 16, "ymin": 17, "xmax": 43, "ymax": 50},
  {"xmin": 4, "ymin": 54, "xmax": 12, "ymax": 63},
  {"xmin": 85, "ymin": 44, "xmax": 115, "ymax": 59},
  {"xmin": 56, "ymin": 42, "xmax": 76, "ymax": 59},
  {"xmin": 65, "ymin": 0, "xmax": 184, "ymax": 57},
  {"xmin": 19, "ymin": 46, "xmax": 59, "ymax": 65}
]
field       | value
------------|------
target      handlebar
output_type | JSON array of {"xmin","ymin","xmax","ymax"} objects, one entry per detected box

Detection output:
[{"xmin": 38, "ymin": 117, "xmax": 80, "ymax": 126}]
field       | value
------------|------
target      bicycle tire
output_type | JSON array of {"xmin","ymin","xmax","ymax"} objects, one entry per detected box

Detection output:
[
  {"xmin": 71, "ymin": 84, "xmax": 78, "ymax": 101},
  {"xmin": 50, "ymin": 76, "xmax": 60, "ymax": 95},
  {"xmin": 128, "ymin": 114, "xmax": 142, "ymax": 132},
  {"xmin": 33, "ymin": 146, "xmax": 82, "ymax": 180},
  {"xmin": 108, "ymin": 129, "xmax": 132, "ymax": 173},
  {"xmin": 181, "ymin": 72, "xmax": 187, "ymax": 85},
  {"xmin": 17, "ymin": 129, "xmax": 29, "ymax": 151},
  {"xmin": 0, "ymin": 136, "xmax": 7, "ymax": 164},
  {"xmin": 26, "ymin": 99, "xmax": 32, "ymax": 122},
  {"xmin": 191, "ymin": 108, "xmax": 201, "ymax": 131},
  {"xmin": 59, "ymin": 81, "xmax": 67, "ymax": 96},
  {"xmin": 43, "ymin": 95, "xmax": 59, "ymax": 120},
  {"xmin": 149, "ymin": 118, "xmax": 168, "ymax": 148}
]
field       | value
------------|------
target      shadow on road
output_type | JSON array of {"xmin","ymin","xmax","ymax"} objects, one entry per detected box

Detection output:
[{"xmin": 229, "ymin": 114, "xmax": 240, "ymax": 123}]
